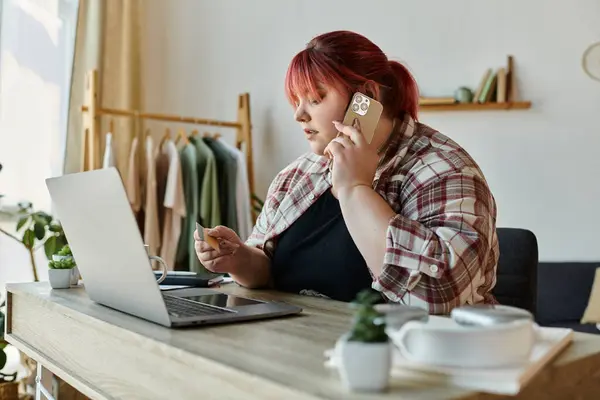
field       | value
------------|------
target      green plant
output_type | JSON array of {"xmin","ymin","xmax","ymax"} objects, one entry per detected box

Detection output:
[
  {"xmin": 57, "ymin": 244, "xmax": 72, "ymax": 257},
  {"xmin": 348, "ymin": 290, "xmax": 388, "ymax": 343},
  {"xmin": 48, "ymin": 257, "xmax": 75, "ymax": 270},
  {"xmin": 0, "ymin": 201, "xmax": 67, "ymax": 281}
]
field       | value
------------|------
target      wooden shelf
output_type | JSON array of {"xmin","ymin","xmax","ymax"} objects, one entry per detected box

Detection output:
[{"xmin": 419, "ymin": 101, "xmax": 532, "ymax": 112}]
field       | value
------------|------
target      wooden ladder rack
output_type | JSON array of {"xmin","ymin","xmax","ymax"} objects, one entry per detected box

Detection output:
[{"xmin": 80, "ymin": 69, "xmax": 256, "ymax": 220}]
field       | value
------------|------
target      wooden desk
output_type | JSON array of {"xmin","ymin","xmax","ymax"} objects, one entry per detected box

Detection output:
[{"xmin": 4, "ymin": 282, "xmax": 600, "ymax": 399}]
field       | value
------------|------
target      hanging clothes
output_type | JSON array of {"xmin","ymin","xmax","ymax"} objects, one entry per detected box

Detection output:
[
  {"xmin": 158, "ymin": 140, "xmax": 186, "ymax": 271},
  {"xmin": 218, "ymin": 138, "xmax": 253, "ymax": 241},
  {"xmin": 155, "ymin": 145, "xmax": 170, "ymax": 235},
  {"xmin": 125, "ymin": 137, "xmax": 142, "ymax": 212},
  {"xmin": 203, "ymin": 137, "xmax": 238, "ymax": 233},
  {"xmin": 102, "ymin": 132, "xmax": 116, "ymax": 168},
  {"xmin": 175, "ymin": 142, "xmax": 202, "ymax": 273},
  {"xmin": 189, "ymin": 136, "xmax": 221, "ymax": 229},
  {"xmin": 143, "ymin": 136, "xmax": 161, "ymax": 258}
]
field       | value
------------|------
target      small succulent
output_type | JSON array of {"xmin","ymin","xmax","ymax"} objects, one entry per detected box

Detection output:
[
  {"xmin": 57, "ymin": 244, "xmax": 72, "ymax": 257},
  {"xmin": 48, "ymin": 257, "xmax": 75, "ymax": 270},
  {"xmin": 348, "ymin": 289, "xmax": 388, "ymax": 343}
]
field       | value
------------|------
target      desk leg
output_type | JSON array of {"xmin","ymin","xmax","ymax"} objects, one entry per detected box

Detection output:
[{"xmin": 35, "ymin": 363, "xmax": 56, "ymax": 400}]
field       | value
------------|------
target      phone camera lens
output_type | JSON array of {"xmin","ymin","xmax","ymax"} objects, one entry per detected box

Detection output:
[
  {"xmin": 355, "ymin": 95, "xmax": 362, "ymax": 103},
  {"xmin": 352, "ymin": 103, "xmax": 359, "ymax": 112},
  {"xmin": 360, "ymin": 103, "xmax": 368, "ymax": 111}
]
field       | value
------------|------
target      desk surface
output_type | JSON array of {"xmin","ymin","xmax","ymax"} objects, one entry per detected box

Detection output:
[{"xmin": 5, "ymin": 282, "xmax": 600, "ymax": 399}]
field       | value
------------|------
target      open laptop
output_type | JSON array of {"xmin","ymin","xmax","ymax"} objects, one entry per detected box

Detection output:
[{"xmin": 45, "ymin": 167, "xmax": 302, "ymax": 328}]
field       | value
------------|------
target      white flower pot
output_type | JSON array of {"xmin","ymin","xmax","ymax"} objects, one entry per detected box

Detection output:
[
  {"xmin": 48, "ymin": 268, "xmax": 72, "ymax": 289},
  {"xmin": 51, "ymin": 255, "xmax": 79, "ymax": 285},
  {"xmin": 336, "ymin": 336, "xmax": 392, "ymax": 392}
]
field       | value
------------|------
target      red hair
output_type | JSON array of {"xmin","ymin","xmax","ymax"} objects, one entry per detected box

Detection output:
[{"xmin": 285, "ymin": 30, "xmax": 419, "ymax": 121}]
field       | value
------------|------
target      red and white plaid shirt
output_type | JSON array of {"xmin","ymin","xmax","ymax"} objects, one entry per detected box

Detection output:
[{"xmin": 246, "ymin": 113, "xmax": 499, "ymax": 314}]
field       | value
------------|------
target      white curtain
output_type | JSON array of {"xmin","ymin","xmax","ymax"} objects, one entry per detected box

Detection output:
[
  {"xmin": 0, "ymin": 0, "xmax": 79, "ymax": 211},
  {"xmin": 0, "ymin": 0, "xmax": 79, "ymax": 285}
]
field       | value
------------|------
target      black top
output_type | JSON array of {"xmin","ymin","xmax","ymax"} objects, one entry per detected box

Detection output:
[{"xmin": 271, "ymin": 189, "xmax": 375, "ymax": 302}]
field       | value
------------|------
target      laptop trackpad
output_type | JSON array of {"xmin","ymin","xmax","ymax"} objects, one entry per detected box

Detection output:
[{"xmin": 168, "ymin": 288, "xmax": 266, "ymax": 308}]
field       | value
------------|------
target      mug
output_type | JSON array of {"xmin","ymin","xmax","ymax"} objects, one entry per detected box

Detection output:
[{"xmin": 144, "ymin": 244, "xmax": 168, "ymax": 284}]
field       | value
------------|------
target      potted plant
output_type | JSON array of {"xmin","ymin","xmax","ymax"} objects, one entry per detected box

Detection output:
[
  {"xmin": 48, "ymin": 257, "xmax": 76, "ymax": 289},
  {"xmin": 52, "ymin": 244, "xmax": 79, "ymax": 286},
  {"xmin": 1, "ymin": 298, "xmax": 19, "ymax": 400},
  {"xmin": 335, "ymin": 289, "xmax": 391, "ymax": 392}
]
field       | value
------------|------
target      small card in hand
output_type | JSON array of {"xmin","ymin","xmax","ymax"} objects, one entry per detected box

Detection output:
[{"xmin": 196, "ymin": 222, "xmax": 220, "ymax": 251}]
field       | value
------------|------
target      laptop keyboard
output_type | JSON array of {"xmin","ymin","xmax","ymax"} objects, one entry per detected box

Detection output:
[{"xmin": 163, "ymin": 295, "xmax": 234, "ymax": 318}]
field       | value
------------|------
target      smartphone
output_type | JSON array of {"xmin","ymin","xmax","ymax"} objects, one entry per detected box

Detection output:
[{"xmin": 341, "ymin": 92, "xmax": 383, "ymax": 144}]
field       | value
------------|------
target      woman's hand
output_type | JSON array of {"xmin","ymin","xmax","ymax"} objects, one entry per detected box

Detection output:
[
  {"xmin": 324, "ymin": 119, "xmax": 379, "ymax": 197},
  {"xmin": 194, "ymin": 225, "xmax": 246, "ymax": 274}
]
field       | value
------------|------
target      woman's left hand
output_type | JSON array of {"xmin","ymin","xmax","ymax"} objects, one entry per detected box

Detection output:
[{"xmin": 324, "ymin": 119, "xmax": 379, "ymax": 197}]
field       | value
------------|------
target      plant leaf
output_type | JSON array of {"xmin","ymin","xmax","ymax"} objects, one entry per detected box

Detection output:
[
  {"xmin": 33, "ymin": 222, "xmax": 46, "ymax": 240},
  {"xmin": 49, "ymin": 223, "xmax": 62, "ymax": 233},
  {"xmin": 44, "ymin": 236, "xmax": 57, "ymax": 259},
  {"xmin": 22, "ymin": 229, "xmax": 35, "ymax": 248},
  {"xmin": 55, "ymin": 235, "xmax": 68, "ymax": 253},
  {"xmin": 16, "ymin": 216, "xmax": 29, "ymax": 231},
  {"xmin": 37, "ymin": 212, "xmax": 53, "ymax": 225}
]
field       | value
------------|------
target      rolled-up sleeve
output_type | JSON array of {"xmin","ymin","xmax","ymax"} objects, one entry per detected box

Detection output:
[
  {"xmin": 372, "ymin": 166, "xmax": 498, "ymax": 314},
  {"xmin": 245, "ymin": 208, "xmax": 268, "ymax": 250}
]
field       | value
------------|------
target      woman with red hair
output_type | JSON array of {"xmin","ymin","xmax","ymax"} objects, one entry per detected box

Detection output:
[{"xmin": 195, "ymin": 30, "xmax": 498, "ymax": 314}]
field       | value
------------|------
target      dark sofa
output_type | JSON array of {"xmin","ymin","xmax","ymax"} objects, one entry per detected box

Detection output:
[
  {"xmin": 493, "ymin": 228, "xmax": 599, "ymax": 334},
  {"xmin": 536, "ymin": 262, "xmax": 600, "ymax": 334}
]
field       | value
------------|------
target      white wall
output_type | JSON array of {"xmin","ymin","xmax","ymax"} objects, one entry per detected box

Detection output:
[{"xmin": 142, "ymin": 0, "xmax": 600, "ymax": 262}]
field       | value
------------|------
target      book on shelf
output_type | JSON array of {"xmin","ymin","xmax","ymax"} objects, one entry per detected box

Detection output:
[
  {"xmin": 473, "ymin": 55, "xmax": 518, "ymax": 104},
  {"xmin": 496, "ymin": 68, "xmax": 507, "ymax": 103}
]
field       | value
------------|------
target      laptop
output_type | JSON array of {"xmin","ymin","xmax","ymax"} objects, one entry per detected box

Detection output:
[{"xmin": 45, "ymin": 167, "xmax": 302, "ymax": 328}]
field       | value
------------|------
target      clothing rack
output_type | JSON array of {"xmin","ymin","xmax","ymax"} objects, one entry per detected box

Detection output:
[{"xmin": 79, "ymin": 69, "xmax": 257, "ymax": 220}]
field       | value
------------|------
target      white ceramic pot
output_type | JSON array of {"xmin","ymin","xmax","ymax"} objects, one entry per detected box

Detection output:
[
  {"xmin": 48, "ymin": 268, "xmax": 72, "ymax": 289},
  {"xmin": 52, "ymin": 255, "xmax": 78, "ymax": 285},
  {"xmin": 386, "ymin": 315, "xmax": 536, "ymax": 368},
  {"xmin": 336, "ymin": 336, "xmax": 391, "ymax": 392}
]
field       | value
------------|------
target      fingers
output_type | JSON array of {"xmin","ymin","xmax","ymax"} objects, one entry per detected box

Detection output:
[
  {"xmin": 195, "ymin": 237, "xmax": 239, "ymax": 259},
  {"xmin": 195, "ymin": 239, "xmax": 214, "ymax": 253},
  {"xmin": 332, "ymin": 119, "xmax": 366, "ymax": 146},
  {"xmin": 206, "ymin": 225, "xmax": 231, "ymax": 237},
  {"xmin": 331, "ymin": 134, "xmax": 354, "ymax": 148},
  {"xmin": 325, "ymin": 140, "xmax": 345, "ymax": 159},
  {"xmin": 206, "ymin": 225, "xmax": 242, "ymax": 245}
]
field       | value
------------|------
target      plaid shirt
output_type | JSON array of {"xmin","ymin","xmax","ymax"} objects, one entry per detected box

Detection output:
[{"xmin": 246, "ymin": 113, "xmax": 499, "ymax": 314}]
